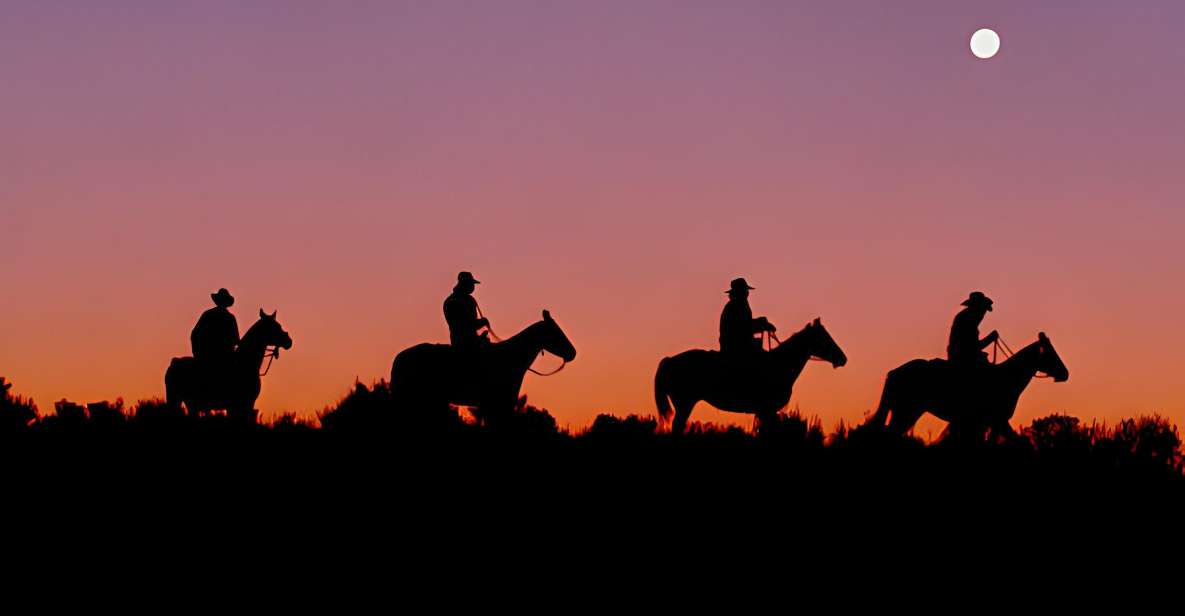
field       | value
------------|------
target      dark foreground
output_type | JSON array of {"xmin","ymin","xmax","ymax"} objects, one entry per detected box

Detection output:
[
  {"xmin": 5, "ymin": 376, "xmax": 1183, "ymax": 587},
  {"xmin": 4, "ymin": 379, "xmax": 1181, "ymax": 506}
]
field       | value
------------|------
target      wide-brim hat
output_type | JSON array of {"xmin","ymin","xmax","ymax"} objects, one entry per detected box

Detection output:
[
  {"xmin": 211, "ymin": 288, "xmax": 235, "ymax": 307},
  {"xmin": 727, "ymin": 278, "xmax": 756, "ymax": 294},
  {"xmin": 961, "ymin": 291, "xmax": 993, "ymax": 311},
  {"xmin": 457, "ymin": 271, "xmax": 480, "ymax": 285}
]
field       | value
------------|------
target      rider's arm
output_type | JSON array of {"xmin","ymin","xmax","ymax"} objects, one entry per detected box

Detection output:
[{"xmin": 978, "ymin": 330, "xmax": 998, "ymax": 349}]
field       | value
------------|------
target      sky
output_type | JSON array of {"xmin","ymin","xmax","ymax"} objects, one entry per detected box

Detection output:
[{"xmin": 3, "ymin": 1, "xmax": 1185, "ymax": 432}]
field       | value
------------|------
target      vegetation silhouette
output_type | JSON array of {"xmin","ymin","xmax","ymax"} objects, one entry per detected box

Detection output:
[
  {"xmin": 655, "ymin": 318, "xmax": 847, "ymax": 435},
  {"xmin": 3, "ymin": 376, "xmax": 1179, "ymax": 491},
  {"xmin": 2, "ymin": 375, "xmax": 1182, "ymax": 524}
]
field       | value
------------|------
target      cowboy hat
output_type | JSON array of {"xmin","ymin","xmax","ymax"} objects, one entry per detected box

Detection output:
[
  {"xmin": 727, "ymin": 278, "xmax": 755, "ymax": 294},
  {"xmin": 961, "ymin": 291, "xmax": 993, "ymax": 310},
  {"xmin": 211, "ymin": 288, "xmax": 235, "ymax": 307}
]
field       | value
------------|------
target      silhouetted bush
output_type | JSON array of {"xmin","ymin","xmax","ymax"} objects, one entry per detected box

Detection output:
[
  {"xmin": 1026, "ymin": 414, "xmax": 1092, "ymax": 455},
  {"xmin": 0, "ymin": 377, "xmax": 38, "ymax": 433},
  {"xmin": 494, "ymin": 396, "xmax": 563, "ymax": 439},
  {"xmin": 755, "ymin": 411, "xmax": 825, "ymax": 450},
  {"xmin": 1109, "ymin": 416, "xmax": 1175, "ymax": 469},
  {"xmin": 584, "ymin": 414, "xmax": 658, "ymax": 442},
  {"xmin": 131, "ymin": 398, "xmax": 186, "ymax": 429},
  {"xmin": 86, "ymin": 400, "xmax": 127, "ymax": 430},
  {"xmin": 50, "ymin": 399, "xmax": 88, "ymax": 429},
  {"xmin": 0, "ymin": 376, "xmax": 1179, "ymax": 501},
  {"xmin": 270, "ymin": 412, "xmax": 318, "ymax": 433},
  {"xmin": 319, "ymin": 380, "xmax": 467, "ymax": 438}
]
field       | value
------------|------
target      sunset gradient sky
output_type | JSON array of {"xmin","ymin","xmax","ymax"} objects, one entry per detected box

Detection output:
[{"xmin": 3, "ymin": 1, "xmax": 1184, "ymax": 432}]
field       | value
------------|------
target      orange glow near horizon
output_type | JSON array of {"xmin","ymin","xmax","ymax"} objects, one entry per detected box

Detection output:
[{"xmin": 3, "ymin": 2, "xmax": 1185, "ymax": 432}]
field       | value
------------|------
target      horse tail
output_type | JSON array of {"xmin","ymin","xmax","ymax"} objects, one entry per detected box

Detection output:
[
  {"xmin": 654, "ymin": 357, "xmax": 674, "ymax": 425},
  {"xmin": 164, "ymin": 357, "xmax": 185, "ymax": 411}
]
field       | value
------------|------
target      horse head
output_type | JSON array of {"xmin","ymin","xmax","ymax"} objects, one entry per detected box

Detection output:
[
  {"xmin": 1035, "ymin": 332, "xmax": 1069, "ymax": 382},
  {"xmin": 248, "ymin": 308, "xmax": 294, "ymax": 353},
  {"xmin": 804, "ymin": 317, "xmax": 847, "ymax": 368},
  {"xmin": 540, "ymin": 310, "xmax": 576, "ymax": 363}
]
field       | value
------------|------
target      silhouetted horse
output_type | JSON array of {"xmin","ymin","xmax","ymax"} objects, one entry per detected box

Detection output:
[
  {"xmin": 390, "ymin": 310, "xmax": 576, "ymax": 422},
  {"xmin": 165, "ymin": 310, "xmax": 293, "ymax": 421},
  {"xmin": 655, "ymin": 318, "xmax": 848, "ymax": 435},
  {"xmin": 867, "ymin": 332, "xmax": 1069, "ymax": 440}
]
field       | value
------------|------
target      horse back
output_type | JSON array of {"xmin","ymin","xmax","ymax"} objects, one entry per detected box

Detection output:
[
  {"xmin": 391, "ymin": 343, "xmax": 450, "ymax": 379},
  {"xmin": 889, "ymin": 357, "xmax": 945, "ymax": 378}
]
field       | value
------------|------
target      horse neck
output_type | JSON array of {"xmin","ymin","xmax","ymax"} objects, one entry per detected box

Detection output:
[
  {"xmin": 998, "ymin": 341, "xmax": 1042, "ymax": 390},
  {"xmin": 236, "ymin": 322, "xmax": 268, "ymax": 369},
  {"xmin": 771, "ymin": 328, "xmax": 813, "ymax": 380},
  {"xmin": 500, "ymin": 321, "xmax": 547, "ymax": 370}
]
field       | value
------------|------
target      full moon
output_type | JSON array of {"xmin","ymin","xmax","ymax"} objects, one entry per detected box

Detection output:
[{"xmin": 970, "ymin": 28, "xmax": 1000, "ymax": 59}]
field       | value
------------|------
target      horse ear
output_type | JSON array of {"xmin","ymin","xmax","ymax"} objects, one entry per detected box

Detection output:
[
  {"xmin": 271, "ymin": 310, "xmax": 278, "ymax": 319},
  {"xmin": 259, "ymin": 308, "xmax": 266, "ymax": 319},
  {"xmin": 542, "ymin": 309, "xmax": 552, "ymax": 322},
  {"xmin": 813, "ymin": 317, "xmax": 821, "ymax": 326}
]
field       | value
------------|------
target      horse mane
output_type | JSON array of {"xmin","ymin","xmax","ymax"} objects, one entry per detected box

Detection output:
[
  {"xmin": 238, "ymin": 317, "xmax": 269, "ymax": 349},
  {"xmin": 497, "ymin": 319, "xmax": 548, "ymax": 344},
  {"xmin": 997, "ymin": 338, "xmax": 1044, "ymax": 370},
  {"xmin": 778, "ymin": 322, "xmax": 815, "ymax": 350}
]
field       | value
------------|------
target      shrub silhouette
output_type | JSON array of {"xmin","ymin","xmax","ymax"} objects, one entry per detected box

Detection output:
[
  {"xmin": 319, "ymin": 380, "xmax": 466, "ymax": 436},
  {"xmin": 584, "ymin": 414, "xmax": 658, "ymax": 442},
  {"xmin": 1025, "ymin": 414, "xmax": 1092, "ymax": 455},
  {"xmin": 0, "ymin": 377, "xmax": 38, "ymax": 433},
  {"xmin": 131, "ymin": 398, "xmax": 186, "ymax": 429},
  {"xmin": 754, "ymin": 411, "xmax": 825, "ymax": 450},
  {"xmin": 0, "ymin": 377, "xmax": 1180, "ymax": 498},
  {"xmin": 1101, "ymin": 415, "xmax": 1182, "ymax": 474}
]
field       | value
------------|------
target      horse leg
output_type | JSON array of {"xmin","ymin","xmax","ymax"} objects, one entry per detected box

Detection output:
[
  {"xmin": 887, "ymin": 399, "xmax": 923, "ymax": 437},
  {"xmin": 868, "ymin": 374, "xmax": 896, "ymax": 428},
  {"xmin": 672, "ymin": 397, "xmax": 695, "ymax": 436}
]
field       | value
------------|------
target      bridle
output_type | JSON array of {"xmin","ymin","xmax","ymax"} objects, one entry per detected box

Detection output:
[
  {"xmin": 993, "ymin": 334, "xmax": 1052, "ymax": 379},
  {"xmin": 766, "ymin": 330, "xmax": 832, "ymax": 363},
  {"xmin": 259, "ymin": 346, "xmax": 281, "ymax": 377}
]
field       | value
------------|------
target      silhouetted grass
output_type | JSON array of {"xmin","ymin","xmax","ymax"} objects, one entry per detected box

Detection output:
[{"xmin": 1, "ymin": 376, "xmax": 1181, "ymax": 506}]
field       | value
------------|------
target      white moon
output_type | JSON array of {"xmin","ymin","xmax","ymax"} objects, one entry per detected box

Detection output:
[{"xmin": 970, "ymin": 28, "xmax": 1000, "ymax": 59}]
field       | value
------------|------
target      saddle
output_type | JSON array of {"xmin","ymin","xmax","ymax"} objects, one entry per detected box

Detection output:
[
  {"xmin": 715, "ymin": 349, "xmax": 777, "ymax": 388},
  {"xmin": 931, "ymin": 356, "xmax": 998, "ymax": 409},
  {"xmin": 194, "ymin": 356, "xmax": 237, "ymax": 400},
  {"xmin": 444, "ymin": 343, "xmax": 493, "ymax": 402}
]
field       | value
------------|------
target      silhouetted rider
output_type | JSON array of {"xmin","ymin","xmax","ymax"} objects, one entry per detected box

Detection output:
[
  {"xmin": 947, "ymin": 291, "xmax": 998, "ymax": 365},
  {"xmin": 720, "ymin": 278, "xmax": 775, "ymax": 355},
  {"xmin": 444, "ymin": 271, "xmax": 490, "ymax": 352},
  {"xmin": 191, "ymin": 288, "xmax": 240, "ymax": 366}
]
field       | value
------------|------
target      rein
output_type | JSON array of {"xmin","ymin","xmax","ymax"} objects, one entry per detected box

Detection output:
[
  {"xmin": 477, "ymin": 300, "xmax": 566, "ymax": 377},
  {"xmin": 475, "ymin": 301, "xmax": 504, "ymax": 343},
  {"xmin": 993, "ymin": 335, "xmax": 1051, "ymax": 379},
  {"xmin": 528, "ymin": 354, "xmax": 567, "ymax": 376},
  {"xmin": 259, "ymin": 346, "xmax": 280, "ymax": 377},
  {"xmin": 763, "ymin": 329, "xmax": 829, "ymax": 362},
  {"xmin": 766, "ymin": 331, "xmax": 829, "ymax": 362}
]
